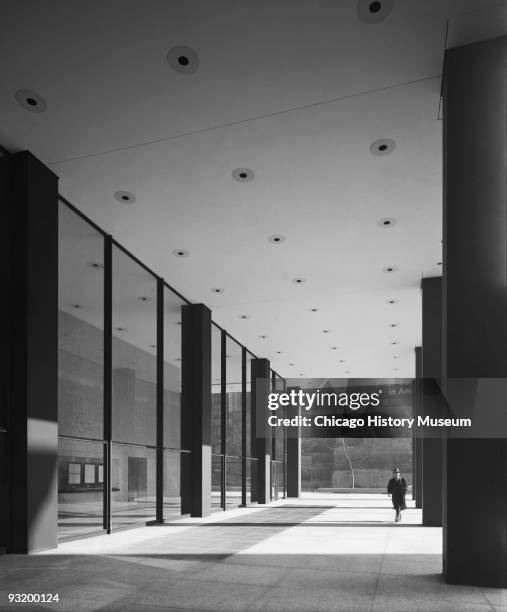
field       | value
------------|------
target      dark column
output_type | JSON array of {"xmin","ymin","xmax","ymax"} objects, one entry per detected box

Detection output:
[
  {"xmin": 156, "ymin": 277, "xmax": 164, "ymax": 523},
  {"xmin": 443, "ymin": 35, "xmax": 507, "ymax": 587},
  {"xmin": 181, "ymin": 303, "xmax": 212, "ymax": 517},
  {"xmin": 421, "ymin": 277, "xmax": 443, "ymax": 526},
  {"xmin": 8, "ymin": 151, "xmax": 59, "ymax": 553},
  {"xmin": 414, "ymin": 347, "xmax": 423, "ymax": 509},
  {"xmin": 286, "ymin": 387, "xmax": 301, "ymax": 498},
  {"xmin": 251, "ymin": 358, "xmax": 271, "ymax": 504}
]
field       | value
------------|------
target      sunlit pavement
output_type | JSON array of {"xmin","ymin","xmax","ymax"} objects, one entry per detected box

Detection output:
[{"xmin": 0, "ymin": 494, "xmax": 505, "ymax": 611}]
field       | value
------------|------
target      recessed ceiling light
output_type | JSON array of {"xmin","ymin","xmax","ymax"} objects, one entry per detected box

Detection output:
[
  {"xmin": 339, "ymin": 360, "xmax": 345, "ymax": 363},
  {"xmin": 389, "ymin": 323, "xmax": 399, "ymax": 328},
  {"xmin": 289, "ymin": 363, "xmax": 294, "ymax": 366},
  {"xmin": 211, "ymin": 287, "xmax": 224, "ymax": 294},
  {"xmin": 172, "ymin": 249, "xmax": 189, "ymax": 258},
  {"xmin": 115, "ymin": 327, "xmax": 125, "ymax": 332},
  {"xmin": 149, "ymin": 344, "xmax": 157, "ymax": 348},
  {"xmin": 437, "ymin": 262, "xmax": 442, "ymax": 266},
  {"xmin": 71, "ymin": 304, "xmax": 82, "ymax": 309},
  {"xmin": 321, "ymin": 329, "xmax": 331, "ymax": 334},
  {"xmin": 232, "ymin": 168, "xmax": 254, "ymax": 183},
  {"xmin": 309, "ymin": 307, "xmax": 320, "ymax": 313},
  {"xmin": 383, "ymin": 265, "xmax": 398, "ymax": 273},
  {"xmin": 292, "ymin": 277, "xmax": 306, "ymax": 285},
  {"xmin": 238, "ymin": 314, "xmax": 249, "ymax": 319},
  {"xmin": 167, "ymin": 46, "xmax": 200, "ymax": 74},
  {"xmin": 393, "ymin": 356, "xmax": 398, "ymax": 359},
  {"xmin": 268, "ymin": 234, "xmax": 286, "ymax": 244},
  {"xmin": 226, "ymin": 355, "xmax": 230, "ymax": 359},
  {"xmin": 357, "ymin": 0, "xmax": 394, "ymax": 24},
  {"xmin": 377, "ymin": 217, "xmax": 397, "ymax": 228},
  {"xmin": 174, "ymin": 321, "xmax": 182, "ymax": 325},
  {"xmin": 114, "ymin": 190, "xmax": 136, "ymax": 204},
  {"xmin": 299, "ymin": 373, "xmax": 305, "ymax": 377},
  {"xmin": 344, "ymin": 370, "xmax": 351, "ymax": 374},
  {"xmin": 259, "ymin": 335, "xmax": 268, "ymax": 339},
  {"xmin": 87, "ymin": 261, "xmax": 104, "ymax": 270},
  {"xmin": 137, "ymin": 296, "xmax": 152, "ymax": 302},
  {"xmin": 176, "ymin": 358, "xmax": 181, "ymax": 362},
  {"xmin": 331, "ymin": 346, "xmax": 338, "ymax": 350},
  {"xmin": 370, "ymin": 138, "xmax": 396, "ymax": 156},
  {"xmin": 391, "ymin": 341, "xmax": 398, "ymax": 345},
  {"xmin": 386, "ymin": 298, "xmax": 398, "ymax": 305},
  {"xmin": 276, "ymin": 351, "xmax": 283, "ymax": 354},
  {"xmin": 15, "ymin": 89, "xmax": 47, "ymax": 112}
]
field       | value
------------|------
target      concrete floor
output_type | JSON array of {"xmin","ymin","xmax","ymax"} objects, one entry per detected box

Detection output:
[{"xmin": 1, "ymin": 493, "xmax": 506, "ymax": 611}]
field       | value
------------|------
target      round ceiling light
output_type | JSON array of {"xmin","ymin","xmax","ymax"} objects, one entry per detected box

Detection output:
[
  {"xmin": 115, "ymin": 327, "xmax": 125, "ymax": 332},
  {"xmin": 437, "ymin": 262, "xmax": 442, "ymax": 266},
  {"xmin": 174, "ymin": 321, "xmax": 182, "ymax": 326},
  {"xmin": 172, "ymin": 249, "xmax": 189, "ymax": 258},
  {"xmin": 321, "ymin": 329, "xmax": 331, "ymax": 334},
  {"xmin": 114, "ymin": 190, "xmax": 136, "ymax": 204},
  {"xmin": 309, "ymin": 307, "xmax": 320, "ymax": 313},
  {"xmin": 391, "ymin": 341, "xmax": 398, "ymax": 345},
  {"xmin": 383, "ymin": 265, "xmax": 398, "ymax": 273},
  {"xmin": 211, "ymin": 287, "xmax": 224, "ymax": 294},
  {"xmin": 137, "ymin": 296, "xmax": 152, "ymax": 302},
  {"xmin": 232, "ymin": 168, "xmax": 254, "ymax": 183},
  {"xmin": 149, "ymin": 344, "xmax": 157, "ymax": 349},
  {"xmin": 357, "ymin": 0, "xmax": 394, "ymax": 24},
  {"xmin": 370, "ymin": 138, "xmax": 396, "ymax": 156},
  {"xmin": 389, "ymin": 323, "xmax": 399, "ymax": 328},
  {"xmin": 238, "ymin": 314, "xmax": 249, "ymax": 319},
  {"xmin": 289, "ymin": 363, "xmax": 294, "ymax": 366},
  {"xmin": 268, "ymin": 234, "xmax": 285, "ymax": 244},
  {"xmin": 259, "ymin": 334, "xmax": 268, "ymax": 339},
  {"xmin": 167, "ymin": 46, "xmax": 200, "ymax": 74},
  {"xmin": 87, "ymin": 261, "xmax": 104, "ymax": 270},
  {"xmin": 15, "ymin": 89, "xmax": 47, "ymax": 112},
  {"xmin": 339, "ymin": 359, "xmax": 345, "ymax": 363},
  {"xmin": 386, "ymin": 298, "xmax": 398, "ymax": 305},
  {"xmin": 292, "ymin": 277, "xmax": 306, "ymax": 285},
  {"xmin": 276, "ymin": 351, "xmax": 283, "ymax": 355},
  {"xmin": 377, "ymin": 217, "xmax": 397, "ymax": 228},
  {"xmin": 331, "ymin": 346, "xmax": 338, "ymax": 350},
  {"xmin": 71, "ymin": 304, "xmax": 82, "ymax": 309}
]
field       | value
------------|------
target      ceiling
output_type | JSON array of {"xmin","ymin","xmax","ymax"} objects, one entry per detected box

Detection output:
[{"xmin": 1, "ymin": 0, "xmax": 503, "ymax": 379}]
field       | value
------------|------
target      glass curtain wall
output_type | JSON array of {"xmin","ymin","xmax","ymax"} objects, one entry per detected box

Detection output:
[
  {"xmin": 57, "ymin": 199, "xmax": 286, "ymax": 536},
  {"xmin": 246, "ymin": 352, "xmax": 257, "ymax": 504},
  {"xmin": 271, "ymin": 373, "xmax": 286, "ymax": 501},
  {"xmin": 225, "ymin": 336, "xmax": 243, "ymax": 508},
  {"xmin": 58, "ymin": 204, "xmax": 105, "ymax": 540},
  {"xmin": 211, "ymin": 324, "xmax": 223, "ymax": 511},
  {"xmin": 163, "ymin": 287, "xmax": 186, "ymax": 520},
  {"xmin": 111, "ymin": 247, "xmax": 157, "ymax": 529}
]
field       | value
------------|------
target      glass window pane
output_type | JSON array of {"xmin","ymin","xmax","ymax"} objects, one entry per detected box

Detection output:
[
  {"xmin": 226, "ymin": 457, "xmax": 242, "ymax": 509},
  {"xmin": 211, "ymin": 325, "xmax": 222, "ymax": 454},
  {"xmin": 58, "ymin": 438, "xmax": 103, "ymax": 540},
  {"xmin": 112, "ymin": 247, "xmax": 157, "ymax": 446},
  {"xmin": 163, "ymin": 449, "xmax": 182, "ymax": 520},
  {"xmin": 211, "ymin": 454, "xmax": 223, "ymax": 511},
  {"xmin": 226, "ymin": 337, "xmax": 242, "ymax": 457},
  {"xmin": 111, "ymin": 443, "xmax": 156, "ymax": 529},
  {"xmin": 246, "ymin": 353, "xmax": 254, "ymax": 458},
  {"xmin": 164, "ymin": 288, "xmax": 184, "ymax": 449},
  {"xmin": 84, "ymin": 464, "xmax": 95, "ymax": 483},
  {"xmin": 58, "ymin": 203, "xmax": 104, "ymax": 440}
]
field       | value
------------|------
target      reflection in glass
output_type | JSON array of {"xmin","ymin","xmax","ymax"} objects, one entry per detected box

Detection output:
[
  {"xmin": 57, "ymin": 438, "xmax": 104, "ymax": 539},
  {"xmin": 111, "ymin": 443, "xmax": 156, "ymax": 529},
  {"xmin": 211, "ymin": 454, "xmax": 223, "ymax": 511},
  {"xmin": 164, "ymin": 287, "xmax": 184, "ymax": 450},
  {"xmin": 226, "ymin": 457, "xmax": 242, "ymax": 509},
  {"xmin": 211, "ymin": 325, "xmax": 222, "ymax": 454},
  {"xmin": 226, "ymin": 337, "xmax": 242, "ymax": 458},
  {"xmin": 163, "ymin": 450, "xmax": 182, "ymax": 520},
  {"xmin": 112, "ymin": 247, "xmax": 156, "ymax": 447},
  {"xmin": 58, "ymin": 203, "xmax": 104, "ymax": 539}
]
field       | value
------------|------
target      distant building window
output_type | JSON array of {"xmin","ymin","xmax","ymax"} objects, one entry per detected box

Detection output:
[
  {"xmin": 84, "ymin": 464, "xmax": 95, "ymax": 484},
  {"xmin": 68, "ymin": 463, "xmax": 81, "ymax": 484},
  {"xmin": 98, "ymin": 465, "xmax": 104, "ymax": 483}
]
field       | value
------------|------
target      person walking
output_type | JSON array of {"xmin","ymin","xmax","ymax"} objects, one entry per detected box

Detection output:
[{"xmin": 387, "ymin": 467, "xmax": 407, "ymax": 522}]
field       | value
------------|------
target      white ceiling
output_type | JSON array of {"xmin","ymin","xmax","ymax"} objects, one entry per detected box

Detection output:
[{"xmin": 1, "ymin": 0, "xmax": 503, "ymax": 379}]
